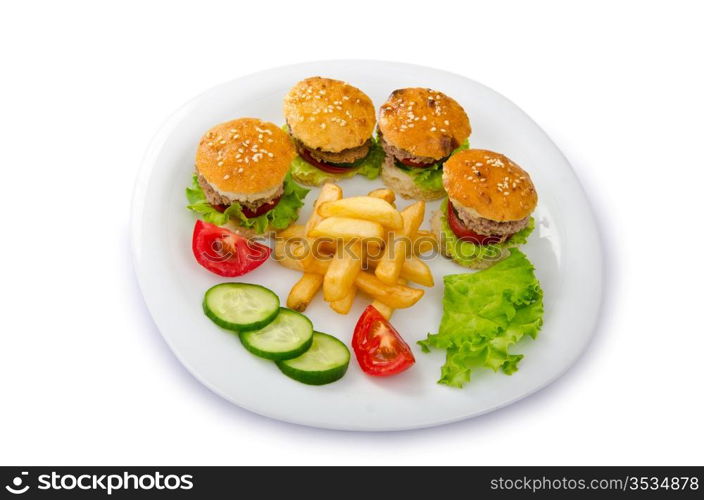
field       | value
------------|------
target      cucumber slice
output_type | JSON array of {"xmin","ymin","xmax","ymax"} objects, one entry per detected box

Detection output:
[
  {"xmin": 277, "ymin": 332, "xmax": 350, "ymax": 385},
  {"xmin": 203, "ymin": 283, "xmax": 280, "ymax": 332},
  {"xmin": 239, "ymin": 308, "xmax": 313, "ymax": 360}
]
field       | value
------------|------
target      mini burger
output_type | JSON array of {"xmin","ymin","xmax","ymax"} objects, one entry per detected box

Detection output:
[
  {"xmin": 378, "ymin": 88, "xmax": 471, "ymax": 200},
  {"xmin": 432, "ymin": 149, "xmax": 538, "ymax": 269},
  {"xmin": 187, "ymin": 118, "xmax": 308, "ymax": 236},
  {"xmin": 283, "ymin": 77, "xmax": 382, "ymax": 185}
]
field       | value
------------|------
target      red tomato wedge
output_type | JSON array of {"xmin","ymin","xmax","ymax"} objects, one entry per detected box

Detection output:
[
  {"xmin": 447, "ymin": 201, "xmax": 505, "ymax": 245},
  {"xmin": 298, "ymin": 147, "xmax": 357, "ymax": 174},
  {"xmin": 192, "ymin": 220, "xmax": 271, "ymax": 277},
  {"xmin": 352, "ymin": 305, "xmax": 415, "ymax": 376}
]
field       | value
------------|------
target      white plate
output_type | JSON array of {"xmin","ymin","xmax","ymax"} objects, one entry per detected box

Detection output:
[{"xmin": 132, "ymin": 60, "xmax": 602, "ymax": 431}]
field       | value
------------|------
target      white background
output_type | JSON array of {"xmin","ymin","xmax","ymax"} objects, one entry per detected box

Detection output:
[{"xmin": 1, "ymin": 0, "xmax": 702, "ymax": 465}]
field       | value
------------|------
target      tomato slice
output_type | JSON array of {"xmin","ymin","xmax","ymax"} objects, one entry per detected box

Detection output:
[
  {"xmin": 240, "ymin": 194, "xmax": 282, "ymax": 218},
  {"xmin": 352, "ymin": 305, "xmax": 415, "ymax": 376},
  {"xmin": 446, "ymin": 201, "xmax": 505, "ymax": 245},
  {"xmin": 397, "ymin": 157, "xmax": 436, "ymax": 168},
  {"xmin": 192, "ymin": 220, "xmax": 271, "ymax": 277},
  {"xmin": 298, "ymin": 147, "xmax": 357, "ymax": 174},
  {"xmin": 211, "ymin": 195, "xmax": 281, "ymax": 218}
]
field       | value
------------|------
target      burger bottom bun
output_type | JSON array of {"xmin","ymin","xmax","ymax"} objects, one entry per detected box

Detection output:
[
  {"xmin": 430, "ymin": 210, "xmax": 511, "ymax": 270},
  {"xmin": 381, "ymin": 160, "xmax": 445, "ymax": 201}
]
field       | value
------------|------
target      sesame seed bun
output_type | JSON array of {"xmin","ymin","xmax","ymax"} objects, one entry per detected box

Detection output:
[
  {"xmin": 283, "ymin": 77, "xmax": 376, "ymax": 153},
  {"xmin": 378, "ymin": 88, "xmax": 471, "ymax": 160},
  {"xmin": 195, "ymin": 118, "xmax": 295, "ymax": 195},
  {"xmin": 442, "ymin": 149, "xmax": 537, "ymax": 222}
]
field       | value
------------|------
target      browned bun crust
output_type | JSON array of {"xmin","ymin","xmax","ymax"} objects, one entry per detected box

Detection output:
[
  {"xmin": 195, "ymin": 118, "xmax": 295, "ymax": 195},
  {"xmin": 443, "ymin": 149, "xmax": 537, "ymax": 221},
  {"xmin": 378, "ymin": 88, "xmax": 471, "ymax": 160},
  {"xmin": 283, "ymin": 77, "xmax": 376, "ymax": 152}
]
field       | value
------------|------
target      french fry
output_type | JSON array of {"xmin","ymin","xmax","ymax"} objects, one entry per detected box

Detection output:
[
  {"xmin": 318, "ymin": 196, "xmax": 403, "ymax": 230},
  {"xmin": 329, "ymin": 285, "xmax": 357, "ymax": 314},
  {"xmin": 354, "ymin": 271, "xmax": 423, "ymax": 309},
  {"xmin": 277, "ymin": 224, "xmax": 305, "ymax": 239},
  {"xmin": 323, "ymin": 241, "xmax": 362, "ymax": 301},
  {"xmin": 304, "ymin": 255, "xmax": 331, "ymax": 275},
  {"xmin": 375, "ymin": 201, "xmax": 425, "ymax": 284},
  {"xmin": 276, "ymin": 245, "xmax": 332, "ymax": 274},
  {"xmin": 365, "ymin": 255, "xmax": 434, "ymax": 287},
  {"xmin": 371, "ymin": 279, "xmax": 406, "ymax": 319},
  {"xmin": 287, "ymin": 273, "xmax": 323, "ymax": 312},
  {"xmin": 306, "ymin": 183, "xmax": 343, "ymax": 234},
  {"xmin": 371, "ymin": 301, "xmax": 394, "ymax": 319},
  {"xmin": 275, "ymin": 238, "xmax": 304, "ymax": 271},
  {"xmin": 367, "ymin": 188, "xmax": 396, "ymax": 206},
  {"xmin": 411, "ymin": 230, "xmax": 437, "ymax": 255},
  {"xmin": 309, "ymin": 217, "xmax": 384, "ymax": 241},
  {"xmin": 296, "ymin": 184, "xmax": 343, "ymax": 266},
  {"xmin": 400, "ymin": 257, "xmax": 434, "ymax": 287}
]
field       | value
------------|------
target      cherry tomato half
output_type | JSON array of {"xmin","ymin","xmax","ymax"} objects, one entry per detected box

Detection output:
[
  {"xmin": 192, "ymin": 220, "xmax": 271, "ymax": 277},
  {"xmin": 446, "ymin": 201, "xmax": 505, "ymax": 245},
  {"xmin": 352, "ymin": 305, "xmax": 415, "ymax": 376}
]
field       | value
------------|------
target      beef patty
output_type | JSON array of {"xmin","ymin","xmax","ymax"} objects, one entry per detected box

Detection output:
[{"xmin": 450, "ymin": 198, "xmax": 530, "ymax": 237}]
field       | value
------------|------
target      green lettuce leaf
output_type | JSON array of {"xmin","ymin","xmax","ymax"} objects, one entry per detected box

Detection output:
[
  {"xmin": 287, "ymin": 133, "xmax": 385, "ymax": 184},
  {"xmin": 437, "ymin": 198, "xmax": 534, "ymax": 268},
  {"xmin": 186, "ymin": 172, "xmax": 309, "ymax": 234},
  {"xmin": 419, "ymin": 249, "xmax": 544, "ymax": 388},
  {"xmin": 394, "ymin": 139, "xmax": 469, "ymax": 191}
]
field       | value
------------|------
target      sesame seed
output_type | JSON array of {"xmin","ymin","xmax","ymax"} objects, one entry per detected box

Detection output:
[
  {"xmin": 268, "ymin": 152, "xmax": 274, "ymax": 157},
  {"xmin": 238, "ymin": 167, "xmax": 244, "ymax": 173},
  {"xmin": 320, "ymin": 123, "xmax": 326, "ymax": 129},
  {"xmin": 217, "ymin": 161, "xmax": 224, "ymax": 167},
  {"xmin": 223, "ymin": 174, "xmax": 230, "ymax": 180},
  {"xmin": 444, "ymin": 120, "xmax": 449, "ymax": 125},
  {"xmin": 219, "ymin": 140, "xmax": 226, "ymax": 145},
  {"xmin": 207, "ymin": 142, "xmax": 214, "ymax": 147},
  {"xmin": 430, "ymin": 127, "xmax": 437, "ymax": 132}
]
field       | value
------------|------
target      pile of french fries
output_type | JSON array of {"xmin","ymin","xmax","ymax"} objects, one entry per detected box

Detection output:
[{"xmin": 275, "ymin": 183, "xmax": 436, "ymax": 319}]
